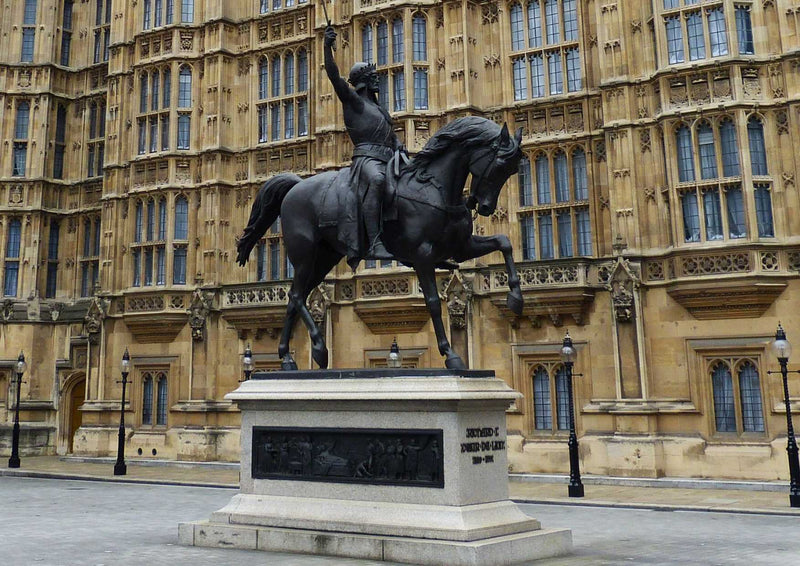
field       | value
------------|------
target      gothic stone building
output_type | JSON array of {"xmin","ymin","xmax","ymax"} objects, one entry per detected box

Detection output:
[{"xmin": 2, "ymin": 0, "xmax": 800, "ymax": 480}]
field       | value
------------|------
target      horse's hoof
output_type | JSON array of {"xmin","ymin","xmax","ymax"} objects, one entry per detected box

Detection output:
[
  {"xmin": 445, "ymin": 354, "xmax": 466, "ymax": 370},
  {"xmin": 507, "ymin": 290, "xmax": 524, "ymax": 316},
  {"xmin": 281, "ymin": 355, "xmax": 298, "ymax": 371},
  {"xmin": 312, "ymin": 345, "xmax": 329, "ymax": 369}
]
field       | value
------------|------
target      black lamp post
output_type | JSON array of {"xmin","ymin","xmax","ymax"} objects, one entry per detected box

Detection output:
[
  {"xmin": 241, "ymin": 344, "xmax": 254, "ymax": 382},
  {"xmin": 8, "ymin": 351, "xmax": 27, "ymax": 469},
  {"xmin": 561, "ymin": 331, "xmax": 584, "ymax": 498},
  {"xmin": 769, "ymin": 324, "xmax": 800, "ymax": 508},
  {"xmin": 113, "ymin": 348, "xmax": 131, "ymax": 476},
  {"xmin": 388, "ymin": 337, "xmax": 402, "ymax": 369}
]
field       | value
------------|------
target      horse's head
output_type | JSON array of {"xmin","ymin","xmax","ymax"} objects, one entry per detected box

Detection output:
[{"xmin": 466, "ymin": 123, "xmax": 523, "ymax": 217}]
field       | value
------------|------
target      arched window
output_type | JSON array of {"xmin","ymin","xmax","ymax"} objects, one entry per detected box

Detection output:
[
  {"xmin": 151, "ymin": 72, "xmax": 160, "ymax": 111},
  {"xmin": 284, "ymin": 52, "xmax": 294, "ymax": 95},
  {"xmin": 173, "ymin": 196, "xmax": 188, "ymax": 285},
  {"xmin": 554, "ymin": 151, "xmax": 569, "ymax": 202},
  {"xmin": 747, "ymin": 117, "xmax": 768, "ymax": 176},
  {"xmin": 271, "ymin": 56, "xmax": 281, "ymax": 97},
  {"xmin": 392, "ymin": 18, "xmax": 404, "ymax": 63},
  {"xmin": 527, "ymin": 1, "xmax": 542, "ymax": 47},
  {"xmin": 572, "ymin": 148, "xmax": 588, "ymax": 200},
  {"xmin": 738, "ymin": 362, "xmax": 764, "ymax": 432},
  {"xmin": 510, "ymin": 3, "xmax": 524, "ymax": 51},
  {"xmin": 377, "ymin": 20, "xmax": 388, "ymax": 65},
  {"xmin": 156, "ymin": 374, "xmax": 168, "ymax": 425},
  {"xmin": 89, "ymin": 102, "xmax": 98, "ymax": 139},
  {"xmin": 15, "ymin": 102, "xmax": 30, "ymax": 140},
  {"xmin": 178, "ymin": 67, "xmax": 192, "ymax": 107},
  {"xmin": 162, "ymin": 68, "xmax": 171, "ymax": 107},
  {"xmin": 518, "ymin": 156, "xmax": 533, "ymax": 207},
  {"xmin": 297, "ymin": 49, "xmax": 308, "ymax": 91},
  {"xmin": 362, "ymin": 24, "xmax": 373, "ymax": 63},
  {"xmin": 174, "ymin": 196, "xmax": 189, "ymax": 240},
  {"xmin": 258, "ymin": 58, "xmax": 269, "ymax": 99},
  {"xmin": 134, "ymin": 201, "xmax": 143, "ymax": 242},
  {"xmin": 412, "ymin": 15, "xmax": 427, "ymax": 60},
  {"xmin": 158, "ymin": 198, "xmax": 167, "ymax": 240},
  {"xmin": 697, "ymin": 122, "xmax": 717, "ymax": 180},
  {"xmin": 142, "ymin": 374, "xmax": 154, "ymax": 425},
  {"xmin": 719, "ymin": 119, "xmax": 739, "ymax": 177},
  {"xmin": 3, "ymin": 219, "xmax": 22, "ymax": 297},
  {"xmin": 535, "ymin": 154, "xmax": 550, "ymax": 204},
  {"xmin": 146, "ymin": 198, "xmax": 155, "ymax": 241},
  {"xmin": 711, "ymin": 362, "xmax": 736, "ymax": 432},
  {"xmin": 555, "ymin": 366, "xmax": 569, "ymax": 430},
  {"xmin": 676, "ymin": 125, "xmax": 694, "ymax": 182},
  {"xmin": 140, "ymin": 73, "xmax": 149, "ymax": 113},
  {"xmin": 532, "ymin": 366, "xmax": 552, "ymax": 430}
]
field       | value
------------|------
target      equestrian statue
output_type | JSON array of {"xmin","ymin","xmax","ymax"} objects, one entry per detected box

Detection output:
[{"xmin": 236, "ymin": 26, "xmax": 525, "ymax": 371}]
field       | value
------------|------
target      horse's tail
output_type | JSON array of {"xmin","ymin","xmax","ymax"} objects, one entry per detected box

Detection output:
[{"xmin": 236, "ymin": 173, "xmax": 302, "ymax": 266}]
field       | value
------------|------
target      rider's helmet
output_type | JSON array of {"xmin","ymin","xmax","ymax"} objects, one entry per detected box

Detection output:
[{"xmin": 348, "ymin": 62, "xmax": 377, "ymax": 91}]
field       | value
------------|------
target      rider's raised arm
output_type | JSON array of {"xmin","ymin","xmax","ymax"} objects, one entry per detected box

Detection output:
[{"xmin": 324, "ymin": 27, "xmax": 360, "ymax": 107}]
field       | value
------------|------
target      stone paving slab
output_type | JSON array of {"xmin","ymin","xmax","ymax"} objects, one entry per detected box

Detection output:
[{"xmin": 2, "ymin": 456, "xmax": 799, "ymax": 516}]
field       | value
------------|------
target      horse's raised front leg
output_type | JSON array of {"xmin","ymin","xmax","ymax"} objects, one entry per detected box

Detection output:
[
  {"xmin": 414, "ymin": 264, "xmax": 465, "ymax": 370},
  {"xmin": 454, "ymin": 235, "xmax": 523, "ymax": 316}
]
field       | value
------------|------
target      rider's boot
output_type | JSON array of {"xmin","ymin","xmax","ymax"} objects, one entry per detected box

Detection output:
[{"xmin": 364, "ymin": 188, "xmax": 393, "ymax": 261}]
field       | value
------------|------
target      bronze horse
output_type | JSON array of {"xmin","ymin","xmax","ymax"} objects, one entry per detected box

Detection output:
[{"xmin": 237, "ymin": 116, "xmax": 524, "ymax": 370}]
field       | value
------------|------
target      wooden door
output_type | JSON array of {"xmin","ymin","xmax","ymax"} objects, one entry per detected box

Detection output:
[{"xmin": 68, "ymin": 379, "xmax": 86, "ymax": 453}]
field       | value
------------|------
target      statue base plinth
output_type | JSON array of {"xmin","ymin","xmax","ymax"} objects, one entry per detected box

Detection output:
[{"xmin": 179, "ymin": 369, "xmax": 572, "ymax": 565}]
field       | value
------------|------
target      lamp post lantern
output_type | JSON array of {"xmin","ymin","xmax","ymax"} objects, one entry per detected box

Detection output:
[
  {"xmin": 561, "ymin": 331, "xmax": 584, "ymax": 498},
  {"xmin": 8, "ymin": 351, "xmax": 27, "ymax": 469},
  {"xmin": 388, "ymin": 337, "xmax": 402, "ymax": 369},
  {"xmin": 113, "ymin": 348, "xmax": 131, "ymax": 476},
  {"xmin": 770, "ymin": 323, "xmax": 800, "ymax": 508},
  {"xmin": 242, "ymin": 344, "xmax": 254, "ymax": 382}
]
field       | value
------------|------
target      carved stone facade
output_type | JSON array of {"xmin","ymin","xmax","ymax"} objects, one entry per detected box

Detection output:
[{"xmin": 2, "ymin": 1, "xmax": 800, "ymax": 480}]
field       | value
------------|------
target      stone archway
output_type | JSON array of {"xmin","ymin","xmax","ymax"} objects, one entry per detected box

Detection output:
[{"xmin": 58, "ymin": 373, "xmax": 86, "ymax": 455}]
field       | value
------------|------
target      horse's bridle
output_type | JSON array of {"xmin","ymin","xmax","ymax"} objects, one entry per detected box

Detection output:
[{"xmin": 466, "ymin": 137, "xmax": 503, "ymax": 210}]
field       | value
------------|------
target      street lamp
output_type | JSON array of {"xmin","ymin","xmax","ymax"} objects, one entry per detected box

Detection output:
[
  {"xmin": 561, "ymin": 331, "xmax": 584, "ymax": 498},
  {"xmin": 113, "ymin": 348, "xmax": 131, "ymax": 476},
  {"xmin": 8, "ymin": 351, "xmax": 27, "ymax": 469},
  {"xmin": 388, "ymin": 337, "xmax": 402, "ymax": 369},
  {"xmin": 242, "ymin": 344, "xmax": 254, "ymax": 382},
  {"xmin": 769, "ymin": 323, "xmax": 800, "ymax": 508}
]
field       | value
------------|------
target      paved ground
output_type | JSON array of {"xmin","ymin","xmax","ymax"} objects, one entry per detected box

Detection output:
[
  {"xmin": 1, "ymin": 476, "xmax": 798, "ymax": 566},
  {"xmin": 3, "ymin": 456, "xmax": 799, "ymax": 516}
]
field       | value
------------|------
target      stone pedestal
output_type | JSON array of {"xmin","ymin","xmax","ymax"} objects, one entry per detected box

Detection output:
[{"xmin": 180, "ymin": 369, "xmax": 571, "ymax": 565}]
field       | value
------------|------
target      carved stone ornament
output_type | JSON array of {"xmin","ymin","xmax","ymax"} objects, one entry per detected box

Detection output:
[
  {"xmin": 307, "ymin": 283, "xmax": 333, "ymax": 325},
  {"xmin": 189, "ymin": 289, "xmax": 214, "ymax": 341},
  {"xmin": 442, "ymin": 273, "xmax": 474, "ymax": 330},
  {"xmin": 606, "ymin": 257, "xmax": 640, "ymax": 323},
  {"xmin": 84, "ymin": 296, "xmax": 111, "ymax": 336},
  {"xmin": 1, "ymin": 299, "xmax": 15, "ymax": 322}
]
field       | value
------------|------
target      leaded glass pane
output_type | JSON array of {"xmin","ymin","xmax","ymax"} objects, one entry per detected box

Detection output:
[
  {"xmin": 739, "ymin": 362, "xmax": 764, "ymax": 433},
  {"xmin": 555, "ymin": 367, "xmax": 570, "ymax": 431},
  {"xmin": 681, "ymin": 191, "xmax": 700, "ymax": 242},
  {"xmin": 711, "ymin": 363, "xmax": 736, "ymax": 432},
  {"xmin": 533, "ymin": 367, "xmax": 552, "ymax": 430}
]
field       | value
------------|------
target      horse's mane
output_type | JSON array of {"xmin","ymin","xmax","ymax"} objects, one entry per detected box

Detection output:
[{"xmin": 405, "ymin": 116, "xmax": 501, "ymax": 174}]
